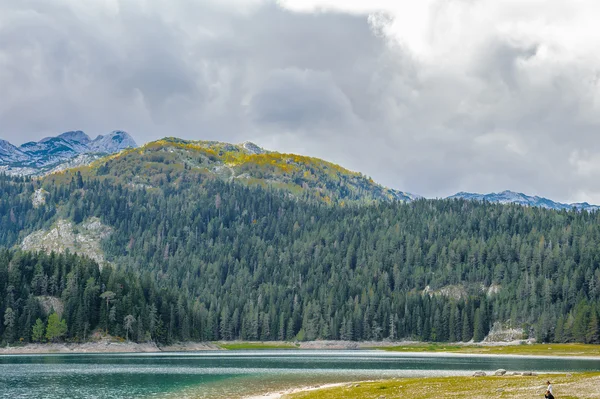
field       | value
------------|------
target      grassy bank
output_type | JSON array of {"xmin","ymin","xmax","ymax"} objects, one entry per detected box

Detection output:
[
  {"xmin": 374, "ymin": 343, "xmax": 600, "ymax": 357},
  {"xmin": 285, "ymin": 373, "xmax": 600, "ymax": 399},
  {"xmin": 217, "ymin": 342, "xmax": 299, "ymax": 350}
]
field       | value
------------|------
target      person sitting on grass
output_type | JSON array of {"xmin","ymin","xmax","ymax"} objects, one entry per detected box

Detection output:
[{"xmin": 545, "ymin": 380, "xmax": 554, "ymax": 399}]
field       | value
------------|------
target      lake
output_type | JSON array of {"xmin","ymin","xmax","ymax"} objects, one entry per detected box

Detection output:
[{"xmin": 1, "ymin": 350, "xmax": 600, "ymax": 398}]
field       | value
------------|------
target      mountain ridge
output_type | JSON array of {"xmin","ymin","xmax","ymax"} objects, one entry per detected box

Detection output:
[
  {"xmin": 448, "ymin": 190, "xmax": 600, "ymax": 212},
  {"xmin": 0, "ymin": 130, "xmax": 137, "ymax": 176},
  {"xmin": 2, "ymin": 131, "xmax": 600, "ymax": 210},
  {"xmin": 46, "ymin": 136, "xmax": 419, "ymax": 205}
]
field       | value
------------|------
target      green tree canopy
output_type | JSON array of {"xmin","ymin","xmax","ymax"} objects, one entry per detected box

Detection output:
[
  {"xmin": 45, "ymin": 313, "xmax": 67, "ymax": 342},
  {"xmin": 32, "ymin": 318, "xmax": 45, "ymax": 343}
]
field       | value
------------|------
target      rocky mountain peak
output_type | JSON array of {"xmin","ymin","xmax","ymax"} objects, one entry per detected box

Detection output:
[
  {"xmin": 90, "ymin": 130, "xmax": 137, "ymax": 153},
  {"xmin": 0, "ymin": 130, "xmax": 138, "ymax": 176},
  {"xmin": 0, "ymin": 139, "xmax": 29, "ymax": 163},
  {"xmin": 448, "ymin": 190, "xmax": 600, "ymax": 212},
  {"xmin": 240, "ymin": 141, "xmax": 266, "ymax": 155},
  {"xmin": 58, "ymin": 130, "xmax": 91, "ymax": 144}
]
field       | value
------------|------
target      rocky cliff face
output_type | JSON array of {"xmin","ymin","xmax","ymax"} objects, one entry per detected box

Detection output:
[
  {"xmin": 21, "ymin": 218, "xmax": 112, "ymax": 266},
  {"xmin": 484, "ymin": 322, "xmax": 526, "ymax": 343}
]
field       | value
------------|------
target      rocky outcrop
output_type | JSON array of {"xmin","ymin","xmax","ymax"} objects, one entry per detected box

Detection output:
[
  {"xmin": 21, "ymin": 217, "xmax": 112, "ymax": 266},
  {"xmin": 31, "ymin": 188, "xmax": 48, "ymax": 208},
  {"xmin": 241, "ymin": 141, "xmax": 267, "ymax": 155},
  {"xmin": 484, "ymin": 321, "xmax": 525, "ymax": 342},
  {"xmin": 36, "ymin": 296, "xmax": 64, "ymax": 317},
  {"xmin": 422, "ymin": 285, "xmax": 467, "ymax": 300},
  {"xmin": 522, "ymin": 371, "xmax": 538, "ymax": 376}
]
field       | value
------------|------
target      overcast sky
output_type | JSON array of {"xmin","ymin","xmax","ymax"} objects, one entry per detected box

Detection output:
[{"xmin": 2, "ymin": 0, "xmax": 600, "ymax": 202}]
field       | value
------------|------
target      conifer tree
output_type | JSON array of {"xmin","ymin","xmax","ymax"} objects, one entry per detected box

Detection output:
[
  {"xmin": 3, "ymin": 307, "xmax": 15, "ymax": 343},
  {"xmin": 586, "ymin": 311, "xmax": 599, "ymax": 344},
  {"xmin": 45, "ymin": 313, "xmax": 67, "ymax": 342},
  {"xmin": 32, "ymin": 318, "xmax": 45, "ymax": 342}
]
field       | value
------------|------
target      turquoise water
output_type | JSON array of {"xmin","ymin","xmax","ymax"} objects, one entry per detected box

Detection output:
[{"xmin": 1, "ymin": 350, "xmax": 600, "ymax": 398}]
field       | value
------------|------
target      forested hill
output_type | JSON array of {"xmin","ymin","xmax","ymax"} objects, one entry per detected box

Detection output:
[
  {"xmin": 1, "ymin": 170, "xmax": 599, "ymax": 346},
  {"xmin": 42, "ymin": 137, "xmax": 417, "ymax": 204}
]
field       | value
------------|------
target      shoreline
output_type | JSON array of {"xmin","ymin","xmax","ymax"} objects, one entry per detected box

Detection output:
[
  {"xmin": 253, "ymin": 373, "xmax": 600, "ymax": 399},
  {"xmin": 1, "ymin": 340, "xmax": 599, "ymax": 359},
  {"xmin": 0, "ymin": 340, "xmax": 221, "ymax": 354},
  {"xmin": 244, "ymin": 383, "xmax": 347, "ymax": 399}
]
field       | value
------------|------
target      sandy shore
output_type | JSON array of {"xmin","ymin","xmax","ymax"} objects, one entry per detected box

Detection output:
[
  {"xmin": 244, "ymin": 383, "xmax": 346, "ymax": 399},
  {"xmin": 2, "ymin": 339, "xmax": 598, "ymax": 356},
  {"xmin": 0, "ymin": 340, "xmax": 220, "ymax": 354},
  {"xmin": 0, "ymin": 339, "xmax": 412, "ymax": 354},
  {"xmin": 221, "ymin": 339, "xmax": 535, "ymax": 350}
]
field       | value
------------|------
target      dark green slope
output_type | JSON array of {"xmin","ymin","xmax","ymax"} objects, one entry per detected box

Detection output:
[{"xmin": 1, "ymin": 172, "xmax": 599, "ymax": 345}]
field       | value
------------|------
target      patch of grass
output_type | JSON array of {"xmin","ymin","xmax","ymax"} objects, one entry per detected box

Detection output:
[
  {"xmin": 218, "ymin": 342, "xmax": 298, "ymax": 350},
  {"xmin": 285, "ymin": 373, "xmax": 600, "ymax": 399},
  {"xmin": 375, "ymin": 343, "xmax": 600, "ymax": 357},
  {"xmin": 371, "ymin": 343, "xmax": 465, "ymax": 353}
]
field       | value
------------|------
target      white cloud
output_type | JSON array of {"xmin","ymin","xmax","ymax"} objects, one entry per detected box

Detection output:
[
  {"xmin": 2, "ymin": 0, "xmax": 600, "ymax": 202},
  {"xmin": 280, "ymin": 1, "xmax": 600, "ymax": 61}
]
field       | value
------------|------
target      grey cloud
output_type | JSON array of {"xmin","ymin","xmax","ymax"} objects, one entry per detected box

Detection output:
[
  {"xmin": 1, "ymin": 0, "xmax": 600, "ymax": 202},
  {"xmin": 249, "ymin": 69, "xmax": 357, "ymax": 129},
  {"xmin": 471, "ymin": 39, "xmax": 540, "ymax": 90}
]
